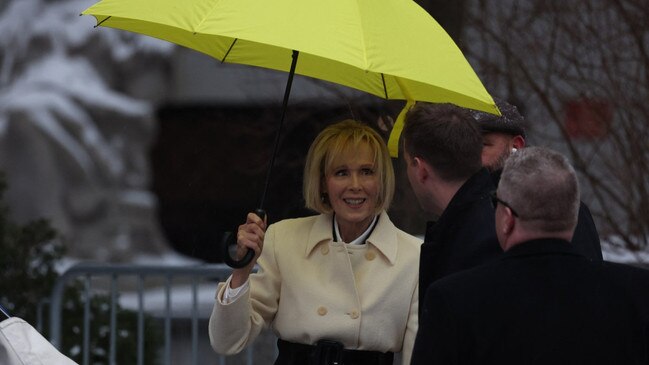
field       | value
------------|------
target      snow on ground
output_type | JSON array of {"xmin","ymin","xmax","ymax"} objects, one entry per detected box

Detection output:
[
  {"xmin": 602, "ymin": 244, "xmax": 649, "ymax": 266},
  {"xmin": 601, "ymin": 235, "xmax": 649, "ymax": 266},
  {"xmin": 118, "ymin": 283, "xmax": 219, "ymax": 319}
]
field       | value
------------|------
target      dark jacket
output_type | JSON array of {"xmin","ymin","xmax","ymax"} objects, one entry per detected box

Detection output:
[
  {"xmin": 419, "ymin": 168, "xmax": 501, "ymax": 311},
  {"xmin": 411, "ymin": 239, "xmax": 649, "ymax": 365},
  {"xmin": 573, "ymin": 202, "xmax": 603, "ymax": 259},
  {"xmin": 490, "ymin": 169, "xmax": 603, "ymax": 260}
]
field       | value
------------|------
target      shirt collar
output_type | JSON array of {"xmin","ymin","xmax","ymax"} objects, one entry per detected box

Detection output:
[{"xmin": 333, "ymin": 215, "xmax": 378, "ymax": 245}]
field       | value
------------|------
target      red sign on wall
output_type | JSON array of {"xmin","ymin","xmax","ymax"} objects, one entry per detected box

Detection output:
[{"xmin": 564, "ymin": 98, "xmax": 613, "ymax": 140}]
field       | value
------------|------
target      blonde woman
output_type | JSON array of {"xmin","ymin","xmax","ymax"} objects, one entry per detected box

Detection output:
[{"xmin": 209, "ymin": 120, "xmax": 420, "ymax": 365}]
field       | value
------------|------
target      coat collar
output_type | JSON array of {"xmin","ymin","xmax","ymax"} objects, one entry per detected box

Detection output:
[
  {"xmin": 503, "ymin": 238, "xmax": 584, "ymax": 260},
  {"xmin": 444, "ymin": 168, "xmax": 495, "ymax": 217},
  {"xmin": 305, "ymin": 212, "xmax": 398, "ymax": 265},
  {"xmin": 426, "ymin": 168, "xmax": 495, "ymax": 236}
]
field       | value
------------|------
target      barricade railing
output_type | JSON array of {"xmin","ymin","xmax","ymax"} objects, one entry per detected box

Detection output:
[{"xmin": 48, "ymin": 263, "xmax": 272, "ymax": 365}]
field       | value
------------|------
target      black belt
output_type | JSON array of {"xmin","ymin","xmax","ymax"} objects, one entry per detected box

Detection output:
[{"xmin": 275, "ymin": 338, "xmax": 394, "ymax": 365}]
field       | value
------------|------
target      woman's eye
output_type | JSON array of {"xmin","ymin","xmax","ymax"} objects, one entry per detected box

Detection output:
[
  {"xmin": 334, "ymin": 169, "xmax": 348, "ymax": 176},
  {"xmin": 361, "ymin": 168, "xmax": 375, "ymax": 175}
]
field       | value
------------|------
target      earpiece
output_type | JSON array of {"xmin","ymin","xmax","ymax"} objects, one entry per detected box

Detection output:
[{"xmin": 511, "ymin": 148, "xmax": 518, "ymax": 153}]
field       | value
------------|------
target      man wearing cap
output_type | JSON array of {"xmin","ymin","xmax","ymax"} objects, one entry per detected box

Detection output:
[
  {"xmin": 473, "ymin": 99, "xmax": 527, "ymax": 176},
  {"xmin": 473, "ymin": 98, "xmax": 603, "ymax": 260}
]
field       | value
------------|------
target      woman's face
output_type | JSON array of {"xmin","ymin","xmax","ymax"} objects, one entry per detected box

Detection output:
[{"xmin": 324, "ymin": 142, "xmax": 380, "ymax": 238}]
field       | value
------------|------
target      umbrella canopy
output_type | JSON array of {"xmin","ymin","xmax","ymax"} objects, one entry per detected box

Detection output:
[{"xmin": 81, "ymin": 0, "xmax": 498, "ymax": 115}]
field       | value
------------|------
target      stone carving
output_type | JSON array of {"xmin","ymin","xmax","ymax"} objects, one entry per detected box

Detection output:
[{"xmin": 0, "ymin": 0, "xmax": 174, "ymax": 261}]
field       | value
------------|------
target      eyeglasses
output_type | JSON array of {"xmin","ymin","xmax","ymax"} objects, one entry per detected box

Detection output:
[{"xmin": 490, "ymin": 191, "xmax": 519, "ymax": 217}]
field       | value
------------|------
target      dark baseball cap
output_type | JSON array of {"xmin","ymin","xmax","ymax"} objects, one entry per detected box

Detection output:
[{"xmin": 472, "ymin": 98, "xmax": 526, "ymax": 139}]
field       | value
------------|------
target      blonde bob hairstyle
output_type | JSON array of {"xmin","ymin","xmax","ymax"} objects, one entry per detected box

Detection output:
[{"xmin": 303, "ymin": 119, "xmax": 395, "ymax": 215}]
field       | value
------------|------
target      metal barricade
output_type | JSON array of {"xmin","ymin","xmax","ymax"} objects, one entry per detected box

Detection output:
[{"xmin": 48, "ymin": 263, "xmax": 274, "ymax": 365}]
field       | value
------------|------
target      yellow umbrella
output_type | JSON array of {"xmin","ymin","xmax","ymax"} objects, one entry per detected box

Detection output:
[
  {"xmin": 82, "ymin": 0, "xmax": 498, "ymax": 266},
  {"xmin": 82, "ymin": 0, "xmax": 496, "ymax": 113}
]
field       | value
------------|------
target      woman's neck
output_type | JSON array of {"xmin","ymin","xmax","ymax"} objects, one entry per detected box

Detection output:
[{"xmin": 335, "ymin": 215, "xmax": 378, "ymax": 243}]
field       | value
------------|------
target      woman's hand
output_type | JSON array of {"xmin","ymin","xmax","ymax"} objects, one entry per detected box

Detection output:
[{"xmin": 231, "ymin": 212, "xmax": 267, "ymax": 288}]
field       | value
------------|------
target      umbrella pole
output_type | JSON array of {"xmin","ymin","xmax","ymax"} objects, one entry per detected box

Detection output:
[
  {"xmin": 258, "ymin": 49, "xmax": 300, "ymax": 210},
  {"xmin": 224, "ymin": 50, "xmax": 300, "ymax": 269}
]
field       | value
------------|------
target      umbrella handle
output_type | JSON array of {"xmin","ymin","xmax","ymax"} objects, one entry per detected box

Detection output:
[{"xmin": 223, "ymin": 208, "xmax": 266, "ymax": 269}]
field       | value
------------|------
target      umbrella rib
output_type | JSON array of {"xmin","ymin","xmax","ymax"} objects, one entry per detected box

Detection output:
[
  {"xmin": 221, "ymin": 39, "xmax": 238, "ymax": 63},
  {"xmin": 381, "ymin": 73, "xmax": 388, "ymax": 99},
  {"xmin": 94, "ymin": 16, "xmax": 111, "ymax": 28}
]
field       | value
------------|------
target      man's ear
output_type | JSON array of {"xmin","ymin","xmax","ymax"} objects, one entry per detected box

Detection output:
[
  {"xmin": 498, "ymin": 209, "xmax": 516, "ymax": 251},
  {"xmin": 413, "ymin": 157, "xmax": 429, "ymax": 183},
  {"xmin": 502, "ymin": 208, "xmax": 515, "ymax": 235},
  {"xmin": 512, "ymin": 135, "xmax": 525, "ymax": 149}
]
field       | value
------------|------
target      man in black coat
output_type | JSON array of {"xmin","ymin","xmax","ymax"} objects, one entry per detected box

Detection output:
[
  {"xmin": 472, "ymin": 98, "xmax": 603, "ymax": 260},
  {"xmin": 402, "ymin": 103, "xmax": 501, "ymax": 314},
  {"xmin": 411, "ymin": 147, "xmax": 649, "ymax": 364}
]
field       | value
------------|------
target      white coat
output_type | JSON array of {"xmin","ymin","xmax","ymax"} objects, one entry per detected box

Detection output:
[{"xmin": 209, "ymin": 212, "xmax": 420, "ymax": 364}]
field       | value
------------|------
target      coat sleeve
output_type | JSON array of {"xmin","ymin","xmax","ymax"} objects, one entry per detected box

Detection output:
[
  {"xmin": 400, "ymin": 281, "xmax": 418, "ymax": 365},
  {"xmin": 208, "ymin": 224, "xmax": 282, "ymax": 354}
]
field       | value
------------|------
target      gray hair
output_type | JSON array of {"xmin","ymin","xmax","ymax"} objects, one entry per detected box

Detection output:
[{"xmin": 498, "ymin": 147, "xmax": 580, "ymax": 232}]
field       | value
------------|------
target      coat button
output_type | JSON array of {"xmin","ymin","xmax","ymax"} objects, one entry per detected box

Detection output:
[
  {"xmin": 317, "ymin": 306, "xmax": 328, "ymax": 316},
  {"xmin": 365, "ymin": 251, "xmax": 376, "ymax": 261},
  {"xmin": 320, "ymin": 246, "xmax": 329, "ymax": 255},
  {"xmin": 349, "ymin": 310, "xmax": 359, "ymax": 319}
]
